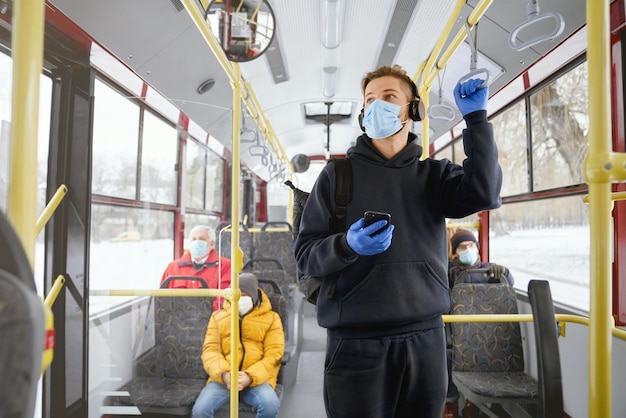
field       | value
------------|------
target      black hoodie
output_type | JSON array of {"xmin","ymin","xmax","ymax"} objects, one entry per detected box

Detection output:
[{"xmin": 294, "ymin": 112, "xmax": 502, "ymax": 338}]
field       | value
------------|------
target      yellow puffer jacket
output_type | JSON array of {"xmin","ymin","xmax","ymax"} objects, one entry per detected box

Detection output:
[{"xmin": 201, "ymin": 288, "xmax": 285, "ymax": 388}]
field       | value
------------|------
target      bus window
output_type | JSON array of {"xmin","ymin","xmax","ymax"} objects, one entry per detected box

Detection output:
[{"xmin": 490, "ymin": 195, "xmax": 589, "ymax": 312}]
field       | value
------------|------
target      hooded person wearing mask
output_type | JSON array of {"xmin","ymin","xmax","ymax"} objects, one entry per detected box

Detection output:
[
  {"xmin": 444, "ymin": 229, "xmax": 514, "ymax": 417},
  {"xmin": 448, "ymin": 229, "xmax": 514, "ymax": 287},
  {"xmin": 192, "ymin": 273, "xmax": 285, "ymax": 418}
]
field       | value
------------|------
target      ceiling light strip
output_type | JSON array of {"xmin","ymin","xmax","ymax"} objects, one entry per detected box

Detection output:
[{"xmin": 376, "ymin": 0, "xmax": 419, "ymax": 68}]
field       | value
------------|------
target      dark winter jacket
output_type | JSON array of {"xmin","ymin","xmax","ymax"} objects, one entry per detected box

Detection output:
[{"xmin": 294, "ymin": 112, "xmax": 502, "ymax": 338}]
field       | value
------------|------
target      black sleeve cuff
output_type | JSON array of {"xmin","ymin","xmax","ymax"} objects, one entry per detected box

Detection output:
[{"xmin": 463, "ymin": 110, "xmax": 487, "ymax": 127}]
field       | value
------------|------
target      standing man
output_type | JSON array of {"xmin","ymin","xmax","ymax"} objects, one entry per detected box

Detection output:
[
  {"xmin": 294, "ymin": 65, "xmax": 502, "ymax": 418},
  {"xmin": 161, "ymin": 225, "xmax": 231, "ymax": 311}
]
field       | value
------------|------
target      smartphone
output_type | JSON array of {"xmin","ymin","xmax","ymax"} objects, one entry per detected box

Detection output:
[{"xmin": 363, "ymin": 211, "xmax": 391, "ymax": 236}]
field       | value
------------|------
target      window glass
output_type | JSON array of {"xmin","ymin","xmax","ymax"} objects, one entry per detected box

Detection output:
[
  {"xmin": 531, "ymin": 62, "xmax": 588, "ymax": 191},
  {"xmin": 491, "ymin": 101, "xmax": 528, "ymax": 196},
  {"xmin": 0, "ymin": 52, "xmax": 11, "ymax": 213},
  {"xmin": 89, "ymin": 204, "xmax": 174, "ymax": 313},
  {"xmin": 434, "ymin": 144, "xmax": 452, "ymax": 162},
  {"xmin": 35, "ymin": 77, "xmax": 52, "ymax": 296},
  {"xmin": 489, "ymin": 195, "xmax": 589, "ymax": 312},
  {"xmin": 185, "ymin": 138, "xmax": 205, "ymax": 209},
  {"xmin": 0, "ymin": 53, "xmax": 51, "ymax": 296},
  {"xmin": 206, "ymin": 149, "xmax": 224, "ymax": 212},
  {"xmin": 92, "ymin": 79, "xmax": 139, "ymax": 199},
  {"xmin": 452, "ymin": 139, "xmax": 464, "ymax": 165},
  {"xmin": 140, "ymin": 111, "xmax": 178, "ymax": 204}
]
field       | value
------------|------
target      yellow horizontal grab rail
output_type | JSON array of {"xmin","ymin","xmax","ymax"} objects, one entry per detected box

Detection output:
[
  {"xmin": 443, "ymin": 313, "xmax": 626, "ymax": 341},
  {"xmin": 89, "ymin": 288, "xmax": 237, "ymax": 298},
  {"xmin": 36, "ymin": 184, "xmax": 68, "ymax": 235},
  {"xmin": 583, "ymin": 190, "xmax": 626, "ymax": 204}
]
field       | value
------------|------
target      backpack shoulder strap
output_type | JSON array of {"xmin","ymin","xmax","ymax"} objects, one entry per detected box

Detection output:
[{"xmin": 330, "ymin": 158, "xmax": 352, "ymax": 233}]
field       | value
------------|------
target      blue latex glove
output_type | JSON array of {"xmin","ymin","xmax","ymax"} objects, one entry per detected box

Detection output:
[
  {"xmin": 346, "ymin": 218, "xmax": 394, "ymax": 256},
  {"xmin": 453, "ymin": 78, "xmax": 488, "ymax": 116}
]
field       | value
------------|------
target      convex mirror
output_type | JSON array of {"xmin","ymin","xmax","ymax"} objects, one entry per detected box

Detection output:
[{"xmin": 205, "ymin": 0, "xmax": 276, "ymax": 62}]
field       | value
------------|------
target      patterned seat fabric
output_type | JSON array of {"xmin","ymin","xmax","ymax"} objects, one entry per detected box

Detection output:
[
  {"xmin": 216, "ymin": 223, "xmax": 253, "ymax": 261},
  {"xmin": 252, "ymin": 223, "xmax": 297, "ymax": 287},
  {"xmin": 451, "ymin": 282, "xmax": 538, "ymax": 408},
  {"xmin": 243, "ymin": 259, "xmax": 291, "ymax": 299},
  {"xmin": 115, "ymin": 296, "xmax": 213, "ymax": 415}
]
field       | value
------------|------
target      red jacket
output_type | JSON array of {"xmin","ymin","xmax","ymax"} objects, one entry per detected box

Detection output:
[{"xmin": 160, "ymin": 249, "xmax": 231, "ymax": 311}]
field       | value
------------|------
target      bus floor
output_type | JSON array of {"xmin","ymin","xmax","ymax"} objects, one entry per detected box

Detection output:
[{"xmin": 278, "ymin": 302, "xmax": 327, "ymax": 418}]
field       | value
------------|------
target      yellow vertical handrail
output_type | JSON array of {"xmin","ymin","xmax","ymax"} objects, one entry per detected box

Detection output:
[
  {"xmin": 414, "ymin": 0, "xmax": 465, "ymax": 89},
  {"xmin": 181, "ymin": 0, "xmax": 291, "ymax": 174},
  {"xmin": 414, "ymin": 0, "xmax": 493, "ymax": 149},
  {"xmin": 425, "ymin": 0, "xmax": 493, "ymax": 88},
  {"xmin": 229, "ymin": 62, "xmax": 242, "ymax": 418},
  {"xmin": 7, "ymin": 0, "xmax": 45, "ymax": 268},
  {"xmin": 584, "ymin": 1, "xmax": 612, "ymax": 417}
]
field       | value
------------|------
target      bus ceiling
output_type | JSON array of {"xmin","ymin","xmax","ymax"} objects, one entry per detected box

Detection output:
[{"xmin": 46, "ymin": 0, "xmax": 585, "ymax": 180}]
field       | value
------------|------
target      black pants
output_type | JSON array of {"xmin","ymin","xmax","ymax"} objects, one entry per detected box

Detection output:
[{"xmin": 324, "ymin": 327, "xmax": 447, "ymax": 418}]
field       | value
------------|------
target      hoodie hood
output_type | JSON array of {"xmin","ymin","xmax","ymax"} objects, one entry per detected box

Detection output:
[{"xmin": 347, "ymin": 132, "xmax": 423, "ymax": 168}]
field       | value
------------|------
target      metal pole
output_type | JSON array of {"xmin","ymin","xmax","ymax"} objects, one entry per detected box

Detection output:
[
  {"xmin": 7, "ymin": 0, "xmax": 45, "ymax": 267},
  {"xmin": 585, "ymin": 1, "xmax": 612, "ymax": 416}
]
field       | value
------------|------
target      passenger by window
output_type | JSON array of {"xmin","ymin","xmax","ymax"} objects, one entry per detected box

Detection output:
[
  {"xmin": 444, "ymin": 228, "xmax": 515, "ymax": 417},
  {"xmin": 192, "ymin": 273, "xmax": 284, "ymax": 418},
  {"xmin": 448, "ymin": 229, "xmax": 514, "ymax": 286},
  {"xmin": 160, "ymin": 224, "xmax": 231, "ymax": 311}
]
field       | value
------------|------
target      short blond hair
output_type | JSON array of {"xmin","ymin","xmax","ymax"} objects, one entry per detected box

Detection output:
[{"xmin": 361, "ymin": 64, "xmax": 417, "ymax": 102}]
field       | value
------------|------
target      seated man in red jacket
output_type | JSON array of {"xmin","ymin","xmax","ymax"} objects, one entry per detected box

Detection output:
[{"xmin": 160, "ymin": 225, "xmax": 231, "ymax": 311}]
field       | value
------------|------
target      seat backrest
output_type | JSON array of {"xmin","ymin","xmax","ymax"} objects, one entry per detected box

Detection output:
[
  {"xmin": 266, "ymin": 292, "xmax": 290, "ymax": 341},
  {"xmin": 153, "ymin": 296, "xmax": 213, "ymax": 379},
  {"xmin": 243, "ymin": 259, "xmax": 290, "ymax": 297},
  {"xmin": 0, "ymin": 271, "xmax": 45, "ymax": 418},
  {"xmin": 451, "ymin": 282, "xmax": 524, "ymax": 373},
  {"xmin": 528, "ymin": 280, "xmax": 563, "ymax": 418},
  {"xmin": 252, "ymin": 222, "xmax": 296, "ymax": 282},
  {"xmin": 216, "ymin": 222, "xmax": 252, "ymax": 260},
  {"xmin": 0, "ymin": 213, "xmax": 45, "ymax": 418}
]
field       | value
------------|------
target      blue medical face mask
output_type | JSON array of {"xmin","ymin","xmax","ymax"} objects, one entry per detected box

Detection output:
[
  {"xmin": 189, "ymin": 240, "xmax": 209, "ymax": 259},
  {"xmin": 459, "ymin": 247, "xmax": 479, "ymax": 265},
  {"xmin": 362, "ymin": 100, "xmax": 407, "ymax": 139}
]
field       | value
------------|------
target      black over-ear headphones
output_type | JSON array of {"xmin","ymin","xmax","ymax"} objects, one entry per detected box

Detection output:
[{"xmin": 358, "ymin": 78, "xmax": 425, "ymax": 131}]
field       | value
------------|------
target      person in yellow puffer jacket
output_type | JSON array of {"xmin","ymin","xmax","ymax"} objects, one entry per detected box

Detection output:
[{"xmin": 192, "ymin": 273, "xmax": 284, "ymax": 418}]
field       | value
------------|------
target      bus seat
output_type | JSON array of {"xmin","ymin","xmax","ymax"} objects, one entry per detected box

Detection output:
[
  {"xmin": 214, "ymin": 291, "xmax": 291, "ymax": 417},
  {"xmin": 0, "ymin": 213, "xmax": 45, "ymax": 418},
  {"xmin": 451, "ymin": 280, "xmax": 539, "ymax": 416},
  {"xmin": 113, "ymin": 296, "xmax": 213, "ymax": 415},
  {"xmin": 252, "ymin": 222, "xmax": 297, "ymax": 283},
  {"xmin": 216, "ymin": 222, "xmax": 253, "ymax": 261},
  {"xmin": 243, "ymin": 258, "xmax": 292, "ymax": 298},
  {"xmin": 0, "ymin": 272, "xmax": 45, "ymax": 418}
]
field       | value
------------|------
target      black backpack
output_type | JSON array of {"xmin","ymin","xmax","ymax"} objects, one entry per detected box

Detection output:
[{"xmin": 284, "ymin": 158, "xmax": 352, "ymax": 304}]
